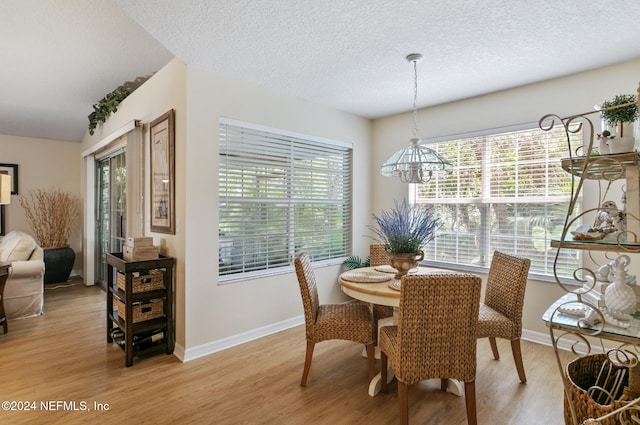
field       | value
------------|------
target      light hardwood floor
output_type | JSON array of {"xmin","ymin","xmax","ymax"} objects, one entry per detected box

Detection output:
[{"xmin": 1, "ymin": 282, "xmax": 571, "ymax": 424}]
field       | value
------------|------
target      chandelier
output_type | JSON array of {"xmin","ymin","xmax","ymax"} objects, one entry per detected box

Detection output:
[{"xmin": 380, "ymin": 53, "xmax": 452, "ymax": 184}]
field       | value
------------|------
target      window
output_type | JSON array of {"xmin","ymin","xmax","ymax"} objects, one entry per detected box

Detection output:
[
  {"xmin": 218, "ymin": 119, "xmax": 352, "ymax": 281},
  {"xmin": 413, "ymin": 123, "xmax": 582, "ymax": 279}
]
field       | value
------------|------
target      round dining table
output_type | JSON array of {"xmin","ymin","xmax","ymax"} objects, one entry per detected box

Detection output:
[{"xmin": 338, "ymin": 265, "xmax": 467, "ymax": 397}]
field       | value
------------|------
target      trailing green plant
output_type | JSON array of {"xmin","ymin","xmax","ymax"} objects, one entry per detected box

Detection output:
[
  {"xmin": 87, "ymin": 87, "xmax": 131, "ymax": 135},
  {"xmin": 342, "ymin": 255, "xmax": 370, "ymax": 270},
  {"xmin": 600, "ymin": 94, "xmax": 638, "ymax": 137},
  {"xmin": 86, "ymin": 75, "xmax": 153, "ymax": 136},
  {"xmin": 367, "ymin": 198, "xmax": 440, "ymax": 254}
]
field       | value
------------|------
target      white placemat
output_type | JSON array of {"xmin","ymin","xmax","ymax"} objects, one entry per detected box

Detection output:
[
  {"xmin": 374, "ymin": 265, "xmax": 397, "ymax": 274},
  {"xmin": 375, "ymin": 265, "xmax": 418, "ymax": 274},
  {"xmin": 340, "ymin": 270, "xmax": 392, "ymax": 283}
]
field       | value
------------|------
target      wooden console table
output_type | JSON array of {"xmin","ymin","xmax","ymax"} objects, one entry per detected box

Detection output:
[{"xmin": 0, "ymin": 262, "xmax": 12, "ymax": 333}]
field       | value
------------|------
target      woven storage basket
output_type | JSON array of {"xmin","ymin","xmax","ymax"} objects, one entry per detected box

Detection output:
[
  {"xmin": 564, "ymin": 353, "xmax": 636, "ymax": 425},
  {"xmin": 116, "ymin": 299, "xmax": 164, "ymax": 323},
  {"xmin": 117, "ymin": 271, "xmax": 164, "ymax": 293}
]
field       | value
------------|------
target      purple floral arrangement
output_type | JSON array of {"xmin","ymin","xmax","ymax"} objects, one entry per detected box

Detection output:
[{"xmin": 367, "ymin": 198, "xmax": 440, "ymax": 254}]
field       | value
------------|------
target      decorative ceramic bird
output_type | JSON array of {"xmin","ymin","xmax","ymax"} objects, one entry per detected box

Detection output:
[{"xmin": 594, "ymin": 200, "xmax": 619, "ymax": 231}]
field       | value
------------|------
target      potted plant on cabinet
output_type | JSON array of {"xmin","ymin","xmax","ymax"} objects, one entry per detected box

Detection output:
[
  {"xmin": 367, "ymin": 198, "xmax": 440, "ymax": 278},
  {"xmin": 19, "ymin": 189, "xmax": 80, "ymax": 284},
  {"xmin": 600, "ymin": 93, "xmax": 638, "ymax": 153}
]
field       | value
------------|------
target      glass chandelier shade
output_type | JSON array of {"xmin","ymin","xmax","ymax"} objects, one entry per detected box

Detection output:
[
  {"xmin": 381, "ymin": 53, "xmax": 452, "ymax": 184},
  {"xmin": 380, "ymin": 137, "xmax": 452, "ymax": 183}
]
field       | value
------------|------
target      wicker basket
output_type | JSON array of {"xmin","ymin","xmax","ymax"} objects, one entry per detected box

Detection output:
[
  {"xmin": 117, "ymin": 271, "xmax": 164, "ymax": 293},
  {"xmin": 116, "ymin": 298, "xmax": 164, "ymax": 323},
  {"xmin": 564, "ymin": 353, "xmax": 637, "ymax": 425}
]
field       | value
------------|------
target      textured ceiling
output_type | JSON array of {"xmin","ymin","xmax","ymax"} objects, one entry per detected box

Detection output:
[
  {"xmin": 0, "ymin": 0, "xmax": 173, "ymax": 142},
  {"xmin": 4, "ymin": 0, "xmax": 640, "ymax": 142}
]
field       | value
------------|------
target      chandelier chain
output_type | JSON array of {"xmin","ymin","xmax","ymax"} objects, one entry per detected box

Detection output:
[
  {"xmin": 379, "ymin": 52, "xmax": 452, "ymax": 184},
  {"xmin": 412, "ymin": 59, "xmax": 419, "ymax": 138}
]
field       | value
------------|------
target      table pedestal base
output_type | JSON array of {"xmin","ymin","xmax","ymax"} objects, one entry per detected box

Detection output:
[
  {"xmin": 361, "ymin": 312, "xmax": 464, "ymax": 397},
  {"xmin": 362, "ymin": 346, "xmax": 381, "ymax": 359},
  {"xmin": 368, "ymin": 364, "xmax": 395, "ymax": 396},
  {"xmin": 439, "ymin": 378, "xmax": 464, "ymax": 396},
  {"xmin": 367, "ymin": 372, "xmax": 463, "ymax": 397}
]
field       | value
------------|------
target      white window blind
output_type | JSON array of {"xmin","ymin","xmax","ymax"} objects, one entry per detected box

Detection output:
[
  {"xmin": 413, "ymin": 123, "xmax": 582, "ymax": 279},
  {"xmin": 218, "ymin": 120, "xmax": 352, "ymax": 280}
]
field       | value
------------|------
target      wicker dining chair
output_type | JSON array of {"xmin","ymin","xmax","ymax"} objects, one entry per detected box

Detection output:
[
  {"xmin": 369, "ymin": 244, "xmax": 395, "ymax": 327},
  {"xmin": 477, "ymin": 251, "xmax": 531, "ymax": 383},
  {"xmin": 294, "ymin": 252, "xmax": 376, "ymax": 386},
  {"xmin": 379, "ymin": 273, "xmax": 482, "ymax": 425},
  {"xmin": 369, "ymin": 243, "xmax": 389, "ymax": 267}
]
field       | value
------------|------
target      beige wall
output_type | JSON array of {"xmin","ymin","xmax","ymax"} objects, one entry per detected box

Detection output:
[
  {"xmin": 81, "ymin": 58, "xmax": 188, "ymax": 348},
  {"xmin": 372, "ymin": 58, "xmax": 640, "ymax": 336},
  {"xmin": 79, "ymin": 59, "xmax": 371, "ymax": 358},
  {"xmin": 0, "ymin": 134, "xmax": 82, "ymax": 272},
  {"xmin": 28, "ymin": 55, "xmax": 640, "ymax": 359},
  {"xmin": 184, "ymin": 65, "xmax": 371, "ymax": 354}
]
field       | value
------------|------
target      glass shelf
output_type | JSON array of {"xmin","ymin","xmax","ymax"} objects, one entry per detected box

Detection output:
[
  {"xmin": 560, "ymin": 152, "xmax": 639, "ymax": 180},
  {"xmin": 542, "ymin": 293, "xmax": 640, "ymax": 344},
  {"xmin": 551, "ymin": 239, "xmax": 640, "ymax": 253}
]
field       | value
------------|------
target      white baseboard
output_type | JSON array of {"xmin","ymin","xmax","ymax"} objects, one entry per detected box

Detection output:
[
  {"xmin": 521, "ymin": 328, "xmax": 552, "ymax": 347},
  {"xmin": 179, "ymin": 315, "xmax": 305, "ymax": 362},
  {"xmin": 176, "ymin": 323, "xmax": 600, "ymax": 364},
  {"xmin": 522, "ymin": 328, "xmax": 605, "ymax": 355},
  {"xmin": 172, "ymin": 342, "xmax": 185, "ymax": 362}
]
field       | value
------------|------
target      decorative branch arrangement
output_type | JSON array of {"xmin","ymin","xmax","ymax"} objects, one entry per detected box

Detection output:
[{"xmin": 19, "ymin": 189, "xmax": 80, "ymax": 248}]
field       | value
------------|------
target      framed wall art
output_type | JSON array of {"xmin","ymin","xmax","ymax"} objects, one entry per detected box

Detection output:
[
  {"xmin": 0, "ymin": 163, "xmax": 19, "ymax": 194},
  {"xmin": 149, "ymin": 109, "xmax": 175, "ymax": 234}
]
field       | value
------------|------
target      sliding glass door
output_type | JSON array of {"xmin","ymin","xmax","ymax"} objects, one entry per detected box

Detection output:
[{"xmin": 95, "ymin": 152, "xmax": 127, "ymax": 285}]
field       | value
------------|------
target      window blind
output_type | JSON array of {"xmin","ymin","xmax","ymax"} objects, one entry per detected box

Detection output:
[
  {"xmin": 218, "ymin": 120, "xmax": 352, "ymax": 280},
  {"xmin": 413, "ymin": 123, "xmax": 582, "ymax": 278}
]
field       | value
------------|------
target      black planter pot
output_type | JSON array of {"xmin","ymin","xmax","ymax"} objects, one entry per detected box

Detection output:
[{"xmin": 43, "ymin": 246, "xmax": 75, "ymax": 284}]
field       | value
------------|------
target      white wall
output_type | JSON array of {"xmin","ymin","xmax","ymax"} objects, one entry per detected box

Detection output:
[
  {"xmin": 372, "ymin": 58, "xmax": 640, "ymax": 336},
  {"xmin": 0, "ymin": 134, "xmax": 82, "ymax": 273}
]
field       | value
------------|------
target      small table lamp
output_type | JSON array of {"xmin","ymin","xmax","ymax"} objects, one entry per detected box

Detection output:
[{"xmin": 0, "ymin": 174, "xmax": 11, "ymax": 205}]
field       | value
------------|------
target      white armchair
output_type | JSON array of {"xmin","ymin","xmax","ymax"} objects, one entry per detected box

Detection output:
[{"xmin": 0, "ymin": 231, "xmax": 45, "ymax": 320}]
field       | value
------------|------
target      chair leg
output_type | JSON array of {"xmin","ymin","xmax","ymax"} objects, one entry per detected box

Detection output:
[
  {"xmin": 301, "ymin": 340, "xmax": 315, "ymax": 386},
  {"xmin": 511, "ymin": 338, "xmax": 527, "ymax": 383},
  {"xmin": 398, "ymin": 381, "xmax": 409, "ymax": 425},
  {"xmin": 366, "ymin": 343, "xmax": 375, "ymax": 380},
  {"xmin": 464, "ymin": 380, "xmax": 477, "ymax": 425},
  {"xmin": 380, "ymin": 351, "xmax": 388, "ymax": 393},
  {"xmin": 489, "ymin": 337, "xmax": 500, "ymax": 360}
]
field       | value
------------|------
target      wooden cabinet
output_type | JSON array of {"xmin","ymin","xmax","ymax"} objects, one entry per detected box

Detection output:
[{"xmin": 106, "ymin": 252, "xmax": 175, "ymax": 367}]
